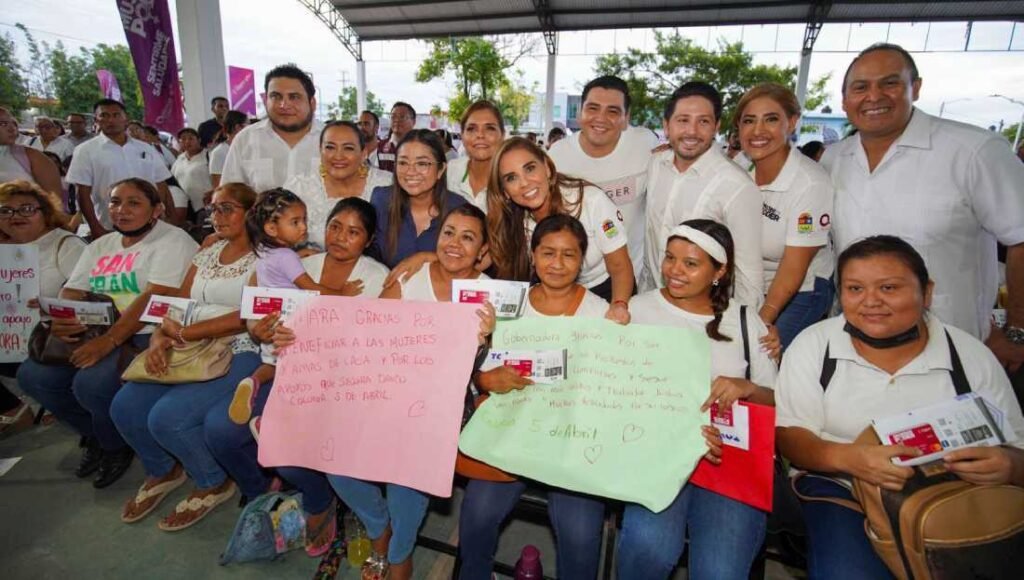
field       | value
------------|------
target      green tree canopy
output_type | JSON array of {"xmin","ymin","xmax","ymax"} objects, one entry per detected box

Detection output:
[
  {"xmin": 0, "ymin": 33, "xmax": 29, "ymax": 113},
  {"xmin": 497, "ymin": 71, "xmax": 536, "ymax": 133},
  {"xmin": 594, "ymin": 32, "xmax": 830, "ymax": 129},
  {"xmin": 327, "ymin": 86, "xmax": 385, "ymax": 121}
]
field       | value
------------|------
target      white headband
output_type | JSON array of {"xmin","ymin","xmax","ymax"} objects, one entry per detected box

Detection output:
[{"xmin": 669, "ymin": 225, "xmax": 728, "ymax": 264}]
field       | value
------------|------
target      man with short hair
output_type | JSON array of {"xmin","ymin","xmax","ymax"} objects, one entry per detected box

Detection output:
[
  {"xmin": 358, "ymin": 110, "xmax": 381, "ymax": 167},
  {"xmin": 824, "ymin": 43, "xmax": 1024, "ymax": 365},
  {"xmin": 141, "ymin": 125, "xmax": 178, "ymax": 169},
  {"xmin": 66, "ymin": 99, "xmax": 176, "ymax": 237},
  {"xmin": 209, "ymin": 110, "xmax": 249, "ymax": 189},
  {"xmin": 198, "ymin": 96, "xmax": 230, "ymax": 149},
  {"xmin": 377, "ymin": 102, "xmax": 416, "ymax": 173},
  {"xmin": 645, "ymin": 81, "xmax": 764, "ymax": 305},
  {"xmin": 221, "ymin": 64, "xmax": 320, "ymax": 192},
  {"xmin": 171, "ymin": 127, "xmax": 212, "ymax": 215},
  {"xmin": 550, "ymin": 75, "xmax": 659, "ymax": 290},
  {"xmin": 28, "ymin": 116, "xmax": 75, "ymax": 164},
  {"xmin": 65, "ymin": 113, "xmax": 94, "ymax": 149}
]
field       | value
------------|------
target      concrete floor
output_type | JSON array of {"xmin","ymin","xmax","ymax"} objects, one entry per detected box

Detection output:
[{"xmin": 0, "ymin": 421, "xmax": 802, "ymax": 580}]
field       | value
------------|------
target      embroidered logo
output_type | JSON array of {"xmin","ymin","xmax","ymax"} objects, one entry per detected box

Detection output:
[
  {"xmin": 602, "ymin": 219, "xmax": 619, "ymax": 238},
  {"xmin": 797, "ymin": 212, "xmax": 814, "ymax": 234}
]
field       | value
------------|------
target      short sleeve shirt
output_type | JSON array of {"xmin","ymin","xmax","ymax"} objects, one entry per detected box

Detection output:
[
  {"xmin": 286, "ymin": 167, "xmax": 393, "ymax": 251},
  {"xmin": 302, "ymin": 253, "xmax": 390, "ymax": 299},
  {"xmin": 220, "ymin": 119, "xmax": 321, "ymax": 193},
  {"xmin": 368, "ymin": 186, "xmax": 468, "ymax": 268},
  {"xmin": 189, "ymin": 240, "xmax": 259, "ymax": 353},
  {"xmin": 255, "ymin": 246, "xmax": 306, "ymax": 289}
]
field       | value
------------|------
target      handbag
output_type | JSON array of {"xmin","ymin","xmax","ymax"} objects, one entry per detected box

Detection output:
[
  {"xmin": 28, "ymin": 292, "xmax": 118, "ymax": 367},
  {"xmin": 121, "ymin": 336, "xmax": 234, "ymax": 384}
]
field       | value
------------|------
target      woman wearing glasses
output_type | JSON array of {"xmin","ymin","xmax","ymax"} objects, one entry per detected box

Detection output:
[{"xmin": 368, "ymin": 129, "xmax": 466, "ymax": 268}]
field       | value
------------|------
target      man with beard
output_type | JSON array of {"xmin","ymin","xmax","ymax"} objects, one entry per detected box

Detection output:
[
  {"xmin": 358, "ymin": 110, "xmax": 381, "ymax": 167},
  {"xmin": 376, "ymin": 102, "xmax": 416, "ymax": 173},
  {"xmin": 645, "ymin": 82, "xmax": 764, "ymax": 306},
  {"xmin": 221, "ymin": 64, "xmax": 320, "ymax": 192},
  {"xmin": 66, "ymin": 99, "xmax": 176, "ymax": 238}
]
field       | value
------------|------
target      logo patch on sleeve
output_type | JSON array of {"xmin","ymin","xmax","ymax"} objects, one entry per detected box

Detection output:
[
  {"xmin": 797, "ymin": 212, "xmax": 814, "ymax": 234},
  {"xmin": 602, "ymin": 219, "xmax": 619, "ymax": 238},
  {"xmin": 819, "ymin": 213, "xmax": 831, "ymax": 227}
]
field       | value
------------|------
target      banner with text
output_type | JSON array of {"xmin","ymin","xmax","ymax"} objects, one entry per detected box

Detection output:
[
  {"xmin": 116, "ymin": 0, "xmax": 184, "ymax": 132},
  {"xmin": 228, "ymin": 66, "xmax": 257, "ymax": 116},
  {"xmin": 459, "ymin": 317, "xmax": 711, "ymax": 512},
  {"xmin": 1, "ymin": 245, "xmax": 40, "ymax": 363},
  {"xmin": 258, "ymin": 296, "xmax": 481, "ymax": 497}
]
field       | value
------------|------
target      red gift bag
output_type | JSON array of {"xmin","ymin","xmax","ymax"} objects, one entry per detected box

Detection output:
[{"xmin": 689, "ymin": 402, "xmax": 776, "ymax": 512}]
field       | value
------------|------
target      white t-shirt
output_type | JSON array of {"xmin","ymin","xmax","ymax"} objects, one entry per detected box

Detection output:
[
  {"xmin": 64, "ymin": 220, "xmax": 198, "ymax": 318},
  {"xmin": 208, "ymin": 142, "xmax": 229, "ymax": 176},
  {"xmin": 285, "ymin": 166, "xmax": 393, "ymax": 250},
  {"xmin": 154, "ymin": 143, "xmax": 177, "ymax": 169},
  {"xmin": 188, "ymin": 239, "xmax": 259, "ymax": 353},
  {"xmin": 645, "ymin": 147, "xmax": 764, "ymax": 306},
  {"xmin": 28, "ymin": 135, "xmax": 75, "ymax": 163},
  {"xmin": 0, "ymin": 145, "xmax": 33, "ymax": 183},
  {"xmin": 522, "ymin": 287, "xmax": 609, "ymax": 319},
  {"xmin": 757, "ymin": 148, "xmax": 834, "ymax": 292},
  {"xmin": 301, "ymin": 252, "xmax": 390, "ymax": 299},
  {"xmin": 776, "ymin": 314, "xmax": 1024, "ymax": 448},
  {"xmin": 446, "ymin": 156, "xmax": 489, "ymax": 212},
  {"xmin": 630, "ymin": 290, "xmax": 778, "ymax": 386},
  {"xmin": 65, "ymin": 133, "xmax": 172, "ymax": 229},
  {"xmin": 220, "ymin": 119, "xmax": 321, "ymax": 193},
  {"xmin": 822, "ymin": 109, "xmax": 1024, "ymax": 339},
  {"xmin": 399, "ymin": 266, "xmax": 490, "ymax": 302},
  {"xmin": 171, "ymin": 151, "xmax": 212, "ymax": 211},
  {"xmin": 35, "ymin": 228, "xmax": 87, "ymax": 301},
  {"xmin": 550, "ymin": 127, "xmax": 657, "ymax": 283},
  {"xmin": 524, "ymin": 185, "xmax": 628, "ymax": 289}
]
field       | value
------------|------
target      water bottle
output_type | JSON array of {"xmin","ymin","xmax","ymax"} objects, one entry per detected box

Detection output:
[
  {"xmin": 513, "ymin": 545, "xmax": 543, "ymax": 580},
  {"xmin": 343, "ymin": 511, "xmax": 373, "ymax": 567}
]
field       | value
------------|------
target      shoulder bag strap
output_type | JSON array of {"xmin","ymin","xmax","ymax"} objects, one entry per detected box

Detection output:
[
  {"xmin": 740, "ymin": 305, "xmax": 751, "ymax": 381},
  {"xmin": 819, "ymin": 343, "xmax": 837, "ymax": 391},
  {"xmin": 944, "ymin": 329, "xmax": 971, "ymax": 395}
]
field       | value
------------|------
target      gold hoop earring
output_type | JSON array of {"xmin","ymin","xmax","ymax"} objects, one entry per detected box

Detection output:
[{"xmin": 357, "ymin": 163, "xmax": 369, "ymax": 178}]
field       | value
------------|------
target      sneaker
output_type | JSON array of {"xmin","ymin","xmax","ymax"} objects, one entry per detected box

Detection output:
[
  {"xmin": 228, "ymin": 377, "xmax": 260, "ymax": 425},
  {"xmin": 75, "ymin": 437, "xmax": 104, "ymax": 478},
  {"xmin": 93, "ymin": 447, "xmax": 134, "ymax": 489}
]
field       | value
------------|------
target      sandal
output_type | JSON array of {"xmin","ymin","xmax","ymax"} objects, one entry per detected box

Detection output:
[
  {"xmin": 305, "ymin": 500, "xmax": 338, "ymax": 557},
  {"xmin": 121, "ymin": 467, "xmax": 188, "ymax": 523},
  {"xmin": 0, "ymin": 403, "xmax": 32, "ymax": 437},
  {"xmin": 229, "ymin": 377, "xmax": 260, "ymax": 425},
  {"xmin": 157, "ymin": 481, "xmax": 237, "ymax": 532}
]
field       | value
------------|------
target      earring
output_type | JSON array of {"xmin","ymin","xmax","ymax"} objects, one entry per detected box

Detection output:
[
  {"xmin": 357, "ymin": 163, "xmax": 369, "ymax": 178},
  {"xmin": 319, "ymin": 163, "xmax": 327, "ymax": 179},
  {"xmin": 712, "ymin": 279, "xmax": 720, "ymax": 287}
]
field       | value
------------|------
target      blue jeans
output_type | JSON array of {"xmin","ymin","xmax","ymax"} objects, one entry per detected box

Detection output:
[
  {"xmin": 110, "ymin": 352, "xmax": 260, "ymax": 488},
  {"xmin": 458, "ymin": 479, "xmax": 606, "ymax": 580},
  {"xmin": 278, "ymin": 466, "xmax": 335, "ymax": 515},
  {"xmin": 617, "ymin": 484, "xmax": 766, "ymax": 580},
  {"xmin": 327, "ymin": 475, "xmax": 428, "ymax": 564},
  {"xmin": 204, "ymin": 374, "xmax": 274, "ymax": 498},
  {"xmin": 794, "ymin": 475, "xmax": 894, "ymax": 580},
  {"xmin": 775, "ymin": 276, "xmax": 834, "ymax": 350},
  {"xmin": 17, "ymin": 335, "xmax": 150, "ymax": 451}
]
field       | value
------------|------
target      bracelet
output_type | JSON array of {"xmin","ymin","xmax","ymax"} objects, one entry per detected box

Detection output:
[
  {"xmin": 612, "ymin": 299, "xmax": 629, "ymax": 308},
  {"xmin": 175, "ymin": 326, "xmax": 187, "ymax": 345}
]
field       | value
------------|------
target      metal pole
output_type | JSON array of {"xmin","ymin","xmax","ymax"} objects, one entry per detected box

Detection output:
[
  {"xmin": 356, "ymin": 58, "xmax": 367, "ymax": 118},
  {"xmin": 1014, "ymin": 109, "xmax": 1023, "ymax": 152}
]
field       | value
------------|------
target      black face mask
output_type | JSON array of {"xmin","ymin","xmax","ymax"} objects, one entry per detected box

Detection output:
[
  {"xmin": 843, "ymin": 320, "xmax": 921, "ymax": 349},
  {"xmin": 114, "ymin": 219, "xmax": 156, "ymax": 238}
]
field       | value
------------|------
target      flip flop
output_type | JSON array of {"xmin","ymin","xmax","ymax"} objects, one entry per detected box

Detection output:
[
  {"xmin": 305, "ymin": 501, "xmax": 338, "ymax": 558},
  {"xmin": 0, "ymin": 403, "xmax": 32, "ymax": 437},
  {"xmin": 121, "ymin": 469, "xmax": 188, "ymax": 523},
  {"xmin": 229, "ymin": 377, "xmax": 260, "ymax": 425},
  {"xmin": 157, "ymin": 481, "xmax": 237, "ymax": 532}
]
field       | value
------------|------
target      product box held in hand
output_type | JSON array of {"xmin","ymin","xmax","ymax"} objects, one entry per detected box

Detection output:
[
  {"xmin": 140, "ymin": 295, "xmax": 197, "ymax": 325},
  {"xmin": 240, "ymin": 287, "xmax": 319, "ymax": 320},
  {"xmin": 39, "ymin": 297, "xmax": 114, "ymax": 325},
  {"xmin": 480, "ymin": 349, "xmax": 568, "ymax": 383}
]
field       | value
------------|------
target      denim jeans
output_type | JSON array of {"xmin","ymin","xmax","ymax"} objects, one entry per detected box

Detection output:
[
  {"xmin": 458, "ymin": 479, "xmax": 606, "ymax": 580},
  {"xmin": 110, "ymin": 351, "xmax": 260, "ymax": 488},
  {"xmin": 794, "ymin": 475, "xmax": 894, "ymax": 580},
  {"xmin": 617, "ymin": 484, "xmax": 766, "ymax": 580},
  {"xmin": 327, "ymin": 475, "xmax": 428, "ymax": 564},
  {"xmin": 17, "ymin": 335, "xmax": 150, "ymax": 451},
  {"xmin": 277, "ymin": 466, "xmax": 335, "ymax": 515},
  {"xmin": 204, "ymin": 374, "xmax": 274, "ymax": 498},
  {"xmin": 774, "ymin": 276, "xmax": 834, "ymax": 350}
]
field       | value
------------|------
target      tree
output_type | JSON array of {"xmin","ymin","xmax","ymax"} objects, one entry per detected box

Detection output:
[
  {"xmin": 1002, "ymin": 122, "xmax": 1021, "ymax": 146},
  {"xmin": 497, "ymin": 71, "xmax": 536, "ymax": 133},
  {"xmin": 0, "ymin": 33, "xmax": 29, "ymax": 113},
  {"xmin": 326, "ymin": 86, "xmax": 385, "ymax": 121},
  {"xmin": 594, "ymin": 32, "xmax": 831, "ymax": 129},
  {"xmin": 44, "ymin": 43, "xmax": 143, "ymax": 120}
]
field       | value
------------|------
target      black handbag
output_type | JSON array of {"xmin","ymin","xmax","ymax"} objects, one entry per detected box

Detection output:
[{"xmin": 28, "ymin": 292, "xmax": 119, "ymax": 366}]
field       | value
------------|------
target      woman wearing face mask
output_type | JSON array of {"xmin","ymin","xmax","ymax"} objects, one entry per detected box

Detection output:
[
  {"xmin": 0, "ymin": 107, "xmax": 63, "ymax": 197},
  {"xmin": 284, "ymin": 120, "xmax": 392, "ymax": 251},
  {"xmin": 0, "ymin": 180, "xmax": 85, "ymax": 434},
  {"xmin": 776, "ymin": 235, "xmax": 1024, "ymax": 580},
  {"xmin": 616, "ymin": 219, "xmax": 777, "ymax": 579},
  {"xmin": 16, "ymin": 178, "xmax": 198, "ymax": 489},
  {"xmin": 735, "ymin": 83, "xmax": 835, "ymax": 350},
  {"xmin": 446, "ymin": 101, "xmax": 505, "ymax": 211}
]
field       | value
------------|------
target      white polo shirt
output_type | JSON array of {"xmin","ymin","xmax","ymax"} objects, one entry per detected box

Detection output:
[
  {"xmin": 171, "ymin": 151, "xmax": 212, "ymax": 211},
  {"xmin": 65, "ymin": 133, "xmax": 172, "ymax": 229},
  {"xmin": 550, "ymin": 127, "xmax": 657, "ymax": 288},
  {"xmin": 220, "ymin": 119, "xmax": 321, "ymax": 193},
  {"xmin": 645, "ymin": 146, "xmax": 764, "ymax": 307},
  {"xmin": 208, "ymin": 142, "xmax": 229, "ymax": 176},
  {"xmin": 28, "ymin": 135, "xmax": 75, "ymax": 163},
  {"xmin": 776, "ymin": 314, "xmax": 1024, "ymax": 448},
  {"xmin": 757, "ymin": 147, "xmax": 834, "ymax": 292},
  {"xmin": 822, "ymin": 109, "xmax": 1024, "ymax": 339},
  {"xmin": 446, "ymin": 156, "xmax": 488, "ymax": 212}
]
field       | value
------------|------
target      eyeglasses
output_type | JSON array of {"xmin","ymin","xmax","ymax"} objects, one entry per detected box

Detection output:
[
  {"xmin": 210, "ymin": 203, "xmax": 243, "ymax": 215},
  {"xmin": 0, "ymin": 205, "xmax": 42, "ymax": 219},
  {"xmin": 396, "ymin": 160, "xmax": 437, "ymax": 174}
]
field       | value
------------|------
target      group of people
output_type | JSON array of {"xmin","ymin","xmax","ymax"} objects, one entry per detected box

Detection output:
[{"xmin": 2, "ymin": 41, "xmax": 1024, "ymax": 580}]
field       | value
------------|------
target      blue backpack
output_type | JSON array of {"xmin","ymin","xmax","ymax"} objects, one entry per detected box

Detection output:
[{"xmin": 219, "ymin": 491, "xmax": 306, "ymax": 564}]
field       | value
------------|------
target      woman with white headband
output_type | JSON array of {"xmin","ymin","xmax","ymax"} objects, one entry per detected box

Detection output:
[{"xmin": 616, "ymin": 218, "xmax": 778, "ymax": 579}]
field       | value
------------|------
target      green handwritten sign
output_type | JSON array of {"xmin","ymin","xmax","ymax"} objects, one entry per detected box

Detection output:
[{"xmin": 459, "ymin": 317, "xmax": 711, "ymax": 512}]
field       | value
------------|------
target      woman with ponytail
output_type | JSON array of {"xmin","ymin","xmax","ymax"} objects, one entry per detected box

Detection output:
[{"xmin": 615, "ymin": 218, "xmax": 777, "ymax": 579}]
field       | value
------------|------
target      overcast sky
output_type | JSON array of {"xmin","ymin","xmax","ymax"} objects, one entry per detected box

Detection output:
[{"xmin": 4, "ymin": 0, "xmax": 1023, "ymax": 132}]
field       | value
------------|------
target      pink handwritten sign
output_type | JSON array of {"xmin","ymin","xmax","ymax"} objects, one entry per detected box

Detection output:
[{"xmin": 257, "ymin": 296, "xmax": 481, "ymax": 497}]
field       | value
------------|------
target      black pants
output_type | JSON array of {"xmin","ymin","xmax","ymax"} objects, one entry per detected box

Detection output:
[{"xmin": 0, "ymin": 363, "xmax": 22, "ymax": 413}]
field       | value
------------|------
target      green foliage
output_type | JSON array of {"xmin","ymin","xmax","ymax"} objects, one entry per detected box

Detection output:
[
  {"xmin": 0, "ymin": 33, "xmax": 29, "ymax": 113},
  {"xmin": 327, "ymin": 86, "xmax": 385, "ymax": 121},
  {"xmin": 1002, "ymin": 122, "xmax": 1021, "ymax": 145},
  {"xmin": 497, "ymin": 71, "xmax": 536, "ymax": 132},
  {"xmin": 594, "ymin": 32, "xmax": 831, "ymax": 129}
]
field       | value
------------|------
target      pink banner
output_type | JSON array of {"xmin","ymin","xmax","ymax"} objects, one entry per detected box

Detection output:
[
  {"xmin": 95, "ymin": 69, "xmax": 122, "ymax": 101},
  {"xmin": 116, "ymin": 0, "xmax": 184, "ymax": 132},
  {"xmin": 257, "ymin": 296, "xmax": 481, "ymax": 497},
  {"xmin": 228, "ymin": 66, "xmax": 257, "ymax": 116}
]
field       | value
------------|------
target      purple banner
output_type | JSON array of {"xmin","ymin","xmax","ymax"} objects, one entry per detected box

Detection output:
[
  {"xmin": 228, "ymin": 66, "xmax": 257, "ymax": 116},
  {"xmin": 95, "ymin": 69, "xmax": 122, "ymax": 101},
  {"xmin": 116, "ymin": 0, "xmax": 184, "ymax": 132}
]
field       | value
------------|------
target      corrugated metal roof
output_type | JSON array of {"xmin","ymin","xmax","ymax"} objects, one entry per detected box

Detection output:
[{"xmin": 328, "ymin": 1, "xmax": 1024, "ymax": 41}]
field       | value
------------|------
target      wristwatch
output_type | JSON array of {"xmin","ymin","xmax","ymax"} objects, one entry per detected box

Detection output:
[{"xmin": 1005, "ymin": 326, "xmax": 1024, "ymax": 345}]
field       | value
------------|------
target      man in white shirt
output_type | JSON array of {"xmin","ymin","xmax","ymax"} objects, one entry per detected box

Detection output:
[
  {"xmin": 376, "ymin": 102, "xmax": 416, "ymax": 173},
  {"xmin": 645, "ymin": 82, "xmax": 764, "ymax": 306},
  {"xmin": 220, "ymin": 64, "xmax": 320, "ymax": 193},
  {"xmin": 65, "ymin": 113, "xmax": 94, "ymax": 149},
  {"xmin": 823, "ymin": 43, "xmax": 1024, "ymax": 367},
  {"xmin": 29, "ymin": 116, "xmax": 75, "ymax": 164},
  {"xmin": 550, "ymin": 75, "xmax": 658, "ymax": 290},
  {"xmin": 66, "ymin": 99, "xmax": 175, "ymax": 238},
  {"xmin": 358, "ymin": 110, "xmax": 381, "ymax": 168},
  {"xmin": 209, "ymin": 110, "xmax": 249, "ymax": 189}
]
